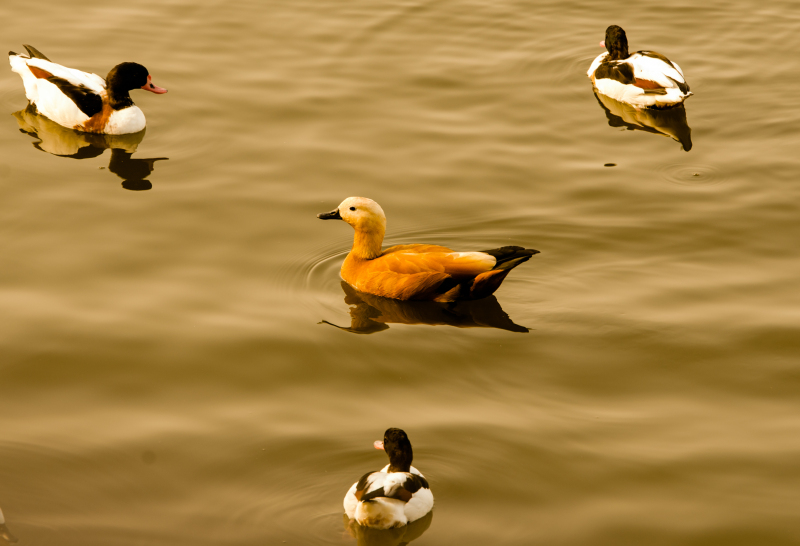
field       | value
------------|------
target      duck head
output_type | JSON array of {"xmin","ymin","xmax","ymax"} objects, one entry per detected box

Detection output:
[
  {"xmin": 106, "ymin": 62, "xmax": 167, "ymax": 109},
  {"xmin": 318, "ymin": 197, "xmax": 386, "ymax": 260},
  {"xmin": 601, "ymin": 25, "xmax": 629, "ymax": 60},
  {"xmin": 374, "ymin": 428, "xmax": 414, "ymax": 473}
]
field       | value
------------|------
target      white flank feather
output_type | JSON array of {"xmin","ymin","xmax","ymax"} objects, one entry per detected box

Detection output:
[{"xmin": 629, "ymin": 53, "xmax": 686, "ymax": 87}]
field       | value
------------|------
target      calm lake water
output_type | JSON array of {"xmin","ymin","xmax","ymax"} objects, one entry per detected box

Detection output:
[{"xmin": 1, "ymin": 1, "xmax": 799, "ymax": 544}]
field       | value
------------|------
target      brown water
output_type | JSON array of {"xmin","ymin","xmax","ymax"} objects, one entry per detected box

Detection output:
[{"xmin": 1, "ymin": 1, "xmax": 799, "ymax": 544}]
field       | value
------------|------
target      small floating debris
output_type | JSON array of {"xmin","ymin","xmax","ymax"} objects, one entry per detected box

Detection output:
[{"xmin": 604, "ymin": 163, "xmax": 616, "ymax": 167}]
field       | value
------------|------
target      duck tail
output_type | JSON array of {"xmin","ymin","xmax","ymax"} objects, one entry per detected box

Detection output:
[
  {"xmin": 480, "ymin": 246, "xmax": 540, "ymax": 270},
  {"xmin": 460, "ymin": 246, "xmax": 538, "ymax": 300},
  {"xmin": 23, "ymin": 44, "xmax": 50, "ymax": 61}
]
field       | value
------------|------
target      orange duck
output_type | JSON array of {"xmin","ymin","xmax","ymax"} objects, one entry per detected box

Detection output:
[{"xmin": 317, "ymin": 197, "xmax": 539, "ymax": 302}]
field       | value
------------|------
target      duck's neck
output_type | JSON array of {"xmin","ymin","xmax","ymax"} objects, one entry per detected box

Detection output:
[
  {"xmin": 107, "ymin": 88, "xmax": 134, "ymax": 110},
  {"xmin": 607, "ymin": 39, "xmax": 629, "ymax": 61},
  {"xmin": 387, "ymin": 452, "xmax": 413, "ymax": 473},
  {"xmin": 351, "ymin": 226, "xmax": 384, "ymax": 260}
]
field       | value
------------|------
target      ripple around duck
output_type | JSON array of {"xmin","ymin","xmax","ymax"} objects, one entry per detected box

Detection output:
[
  {"xmin": 275, "ymin": 224, "xmax": 478, "ymax": 321},
  {"xmin": 278, "ymin": 225, "xmax": 451, "ymax": 293},
  {"xmin": 274, "ymin": 218, "xmax": 536, "ymax": 334},
  {"xmin": 658, "ymin": 163, "xmax": 727, "ymax": 187}
]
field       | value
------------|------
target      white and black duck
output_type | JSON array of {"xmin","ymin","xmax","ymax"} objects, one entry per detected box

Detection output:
[
  {"xmin": 9, "ymin": 44, "xmax": 167, "ymax": 134},
  {"xmin": 344, "ymin": 429, "xmax": 434, "ymax": 530},
  {"xmin": 588, "ymin": 26, "xmax": 691, "ymax": 108}
]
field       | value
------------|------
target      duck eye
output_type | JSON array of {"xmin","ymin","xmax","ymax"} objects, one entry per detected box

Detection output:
[{"xmin": 349, "ymin": 207, "xmax": 356, "ymax": 211}]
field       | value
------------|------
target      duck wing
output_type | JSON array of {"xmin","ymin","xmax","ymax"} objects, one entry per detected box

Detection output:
[
  {"xmin": 630, "ymin": 52, "xmax": 689, "ymax": 93},
  {"xmin": 593, "ymin": 59, "xmax": 635, "ymax": 86},
  {"xmin": 359, "ymin": 473, "xmax": 430, "ymax": 503},
  {"xmin": 353, "ymin": 269, "xmax": 453, "ymax": 300},
  {"xmin": 22, "ymin": 57, "xmax": 106, "ymax": 117},
  {"xmin": 380, "ymin": 246, "xmax": 496, "ymax": 277},
  {"xmin": 23, "ymin": 57, "xmax": 106, "ymax": 93}
]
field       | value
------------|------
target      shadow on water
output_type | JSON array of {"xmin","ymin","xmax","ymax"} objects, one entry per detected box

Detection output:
[
  {"xmin": 322, "ymin": 282, "xmax": 528, "ymax": 334},
  {"xmin": 343, "ymin": 511, "xmax": 433, "ymax": 546},
  {"xmin": 592, "ymin": 90, "xmax": 692, "ymax": 151},
  {"xmin": 12, "ymin": 105, "xmax": 168, "ymax": 190}
]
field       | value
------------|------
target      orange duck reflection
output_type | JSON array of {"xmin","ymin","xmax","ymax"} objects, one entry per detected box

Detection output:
[
  {"xmin": 593, "ymin": 90, "xmax": 692, "ymax": 151},
  {"xmin": 323, "ymin": 281, "xmax": 529, "ymax": 334},
  {"xmin": 13, "ymin": 104, "xmax": 167, "ymax": 190},
  {"xmin": 343, "ymin": 510, "xmax": 433, "ymax": 546},
  {"xmin": 0, "ymin": 507, "xmax": 17, "ymax": 544}
]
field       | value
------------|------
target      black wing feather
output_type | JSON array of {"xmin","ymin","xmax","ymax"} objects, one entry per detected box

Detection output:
[
  {"xmin": 360, "ymin": 473, "xmax": 429, "ymax": 502},
  {"xmin": 594, "ymin": 61, "xmax": 635, "ymax": 85},
  {"xmin": 355, "ymin": 471, "xmax": 376, "ymax": 494},
  {"xmin": 405, "ymin": 474, "xmax": 429, "ymax": 492},
  {"xmin": 360, "ymin": 486, "xmax": 388, "ymax": 502},
  {"xmin": 46, "ymin": 76, "xmax": 104, "ymax": 117}
]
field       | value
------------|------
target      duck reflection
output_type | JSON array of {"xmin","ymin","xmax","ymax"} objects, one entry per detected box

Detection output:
[
  {"xmin": 593, "ymin": 90, "xmax": 692, "ymax": 151},
  {"xmin": 323, "ymin": 282, "xmax": 528, "ymax": 334},
  {"xmin": 343, "ymin": 511, "xmax": 433, "ymax": 546},
  {"xmin": 13, "ymin": 104, "xmax": 167, "ymax": 190},
  {"xmin": 0, "ymin": 507, "xmax": 18, "ymax": 544}
]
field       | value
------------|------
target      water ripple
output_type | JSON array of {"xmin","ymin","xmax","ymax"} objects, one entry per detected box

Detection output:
[{"xmin": 658, "ymin": 163, "xmax": 726, "ymax": 187}]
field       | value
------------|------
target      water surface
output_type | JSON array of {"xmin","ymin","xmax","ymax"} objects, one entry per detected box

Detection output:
[{"xmin": 1, "ymin": 0, "xmax": 799, "ymax": 544}]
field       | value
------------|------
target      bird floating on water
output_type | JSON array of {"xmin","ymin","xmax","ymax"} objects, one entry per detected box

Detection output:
[
  {"xmin": 318, "ymin": 197, "xmax": 538, "ymax": 302},
  {"xmin": 587, "ymin": 26, "xmax": 691, "ymax": 108},
  {"xmin": 9, "ymin": 44, "xmax": 167, "ymax": 134},
  {"xmin": 343, "ymin": 428, "xmax": 434, "ymax": 530}
]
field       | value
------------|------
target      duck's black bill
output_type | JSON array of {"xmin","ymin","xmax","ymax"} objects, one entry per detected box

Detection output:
[{"xmin": 317, "ymin": 209, "xmax": 342, "ymax": 220}]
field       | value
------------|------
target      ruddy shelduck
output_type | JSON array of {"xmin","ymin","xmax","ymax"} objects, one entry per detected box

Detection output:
[
  {"xmin": 9, "ymin": 44, "xmax": 167, "ymax": 135},
  {"xmin": 343, "ymin": 428, "xmax": 433, "ymax": 530},
  {"xmin": 318, "ymin": 197, "xmax": 539, "ymax": 302}
]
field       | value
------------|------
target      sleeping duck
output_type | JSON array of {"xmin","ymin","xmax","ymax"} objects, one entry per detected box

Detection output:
[
  {"xmin": 344, "ymin": 428, "xmax": 434, "ymax": 530},
  {"xmin": 9, "ymin": 44, "xmax": 167, "ymax": 134},
  {"xmin": 588, "ymin": 26, "xmax": 691, "ymax": 108},
  {"xmin": 318, "ymin": 197, "xmax": 539, "ymax": 302}
]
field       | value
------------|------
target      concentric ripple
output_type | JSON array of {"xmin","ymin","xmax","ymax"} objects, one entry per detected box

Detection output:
[{"xmin": 658, "ymin": 164, "xmax": 727, "ymax": 187}]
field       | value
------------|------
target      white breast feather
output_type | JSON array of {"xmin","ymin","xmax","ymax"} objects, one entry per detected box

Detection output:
[{"xmin": 106, "ymin": 106, "xmax": 146, "ymax": 134}]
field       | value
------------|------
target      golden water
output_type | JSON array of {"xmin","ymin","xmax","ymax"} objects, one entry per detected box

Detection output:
[{"xmin": 1, "ymin": 1, "xmax": 799, "ymax": 544}]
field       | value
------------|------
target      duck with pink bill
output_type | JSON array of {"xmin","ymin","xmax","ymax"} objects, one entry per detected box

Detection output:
[
  {"xmin": 344, "ymin": 429, "xmax": 434, "ymax": 529},
  {"xmin": 9, "ymin": 44, "xmax": 167, "ymax": 134},
  {"xmin": 588, "ymin": 25, "xmax": 691, "ymax": 108}
]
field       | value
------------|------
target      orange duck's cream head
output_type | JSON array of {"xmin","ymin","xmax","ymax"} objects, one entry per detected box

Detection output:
[{"xmin": 318, "ymin": 197, "xmax": 386, "ymax": 259}]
